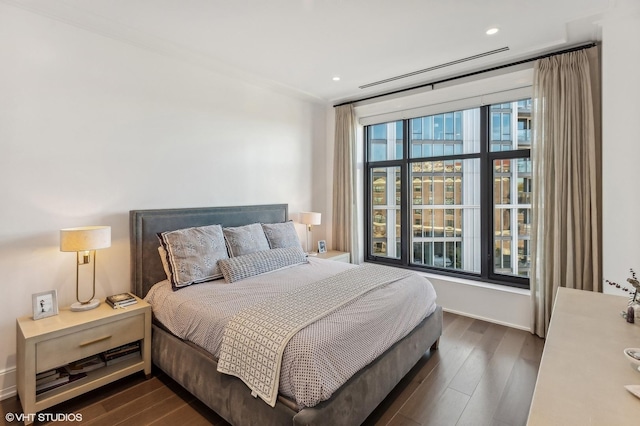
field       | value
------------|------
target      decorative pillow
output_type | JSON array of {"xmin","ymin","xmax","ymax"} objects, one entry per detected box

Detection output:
[
  {"xmin": 261, "ymin": 221, "xmax": 301, "ymax": 249},
  {"xmin": 218, "ymin": 247, "xmax": 308, "ymax": 283},
  {"xmin": 223, "ymin": 223, "xmax": 270, "ymax": 257},
  {"xmin": 157, "ymin": 224, "xmax": 229, "ymax": 290}
]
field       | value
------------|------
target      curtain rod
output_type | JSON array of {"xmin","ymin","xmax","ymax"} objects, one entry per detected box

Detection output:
[{"xmin": 333, "ymin": 42, "xmax": 597, "ymax": 108}]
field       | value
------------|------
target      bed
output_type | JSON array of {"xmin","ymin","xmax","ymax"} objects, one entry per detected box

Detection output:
[{"xmin": 130, "ymin": 204, "xmax": 442, "ymax": 425}]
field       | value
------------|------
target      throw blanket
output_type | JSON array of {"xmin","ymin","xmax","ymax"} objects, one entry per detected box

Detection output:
[{"xmin": 216, "ymin": 263, "xmax": 414, "ymax": 406}]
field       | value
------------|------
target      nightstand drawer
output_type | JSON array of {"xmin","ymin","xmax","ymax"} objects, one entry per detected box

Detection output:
[{"xmin": 36, "ymin": 314, "xmax": 144, "ymax": 373}]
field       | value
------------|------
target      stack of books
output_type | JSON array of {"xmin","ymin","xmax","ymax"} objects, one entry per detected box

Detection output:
[
  {"xmin": 63, "ymin": 354, "xmax": 105, "ymax": 375},
  {"xmin": 34, "ymin": 341, "xmax": 141, "ymax": 395},
  {"xmin": 106, "ymin": 292, "xmax": 137, "ymax": 309},
  {"xmin": 101, "ymin": 341, "xmax": 141, "ymax": 366},
  {"xmin": 36, "ymin": 368, "xmax": 86, "ymax": 395},
  {"xmin": 36, "ymin": 368, "xmax": 65, "ymax": 393}
]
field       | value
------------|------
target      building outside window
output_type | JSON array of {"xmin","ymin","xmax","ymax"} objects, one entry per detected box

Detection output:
[{"xmin": 365, "ymin": 99, "xmax": 532, "ymax": 288}]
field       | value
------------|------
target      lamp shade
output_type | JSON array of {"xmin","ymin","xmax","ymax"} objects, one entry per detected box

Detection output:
[
  {"xmin": 299, "ymin": 212, "xmax": 321, "ymax": 226},
  {"xmin": 60, "ymin": 226, "xmax": 111, "ymax": 252}
]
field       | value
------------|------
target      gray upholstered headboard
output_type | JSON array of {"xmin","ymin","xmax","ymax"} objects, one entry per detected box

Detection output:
[{"xmin": 129, "ymin": 204, "xmax": 288, "ymax": 298}]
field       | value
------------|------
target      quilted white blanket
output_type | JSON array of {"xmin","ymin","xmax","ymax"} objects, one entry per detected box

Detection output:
[{"xmin": 216, "ymin": 264, "xmax": 414, "ymax": 406}]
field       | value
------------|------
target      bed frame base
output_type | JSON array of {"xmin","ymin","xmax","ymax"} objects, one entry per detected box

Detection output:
[{"xmin": 152, "ymin": 306, "xmax": 442, "ymax": 426}]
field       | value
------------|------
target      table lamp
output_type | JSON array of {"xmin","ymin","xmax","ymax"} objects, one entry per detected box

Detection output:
[
  {"xmin": 299, "ymin": 212, "xmax": 321, "ymax": 253},
  {"xmin": 60, "ymin": 226, "xmax": 111, "ymax": 311}
]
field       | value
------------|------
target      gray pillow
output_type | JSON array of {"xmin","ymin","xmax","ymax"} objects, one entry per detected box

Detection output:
[
  {"xmin": 158, "ymin": 224, "xmax": 229, "ymax": 290},
  {"xmin": 218, "ymin": 247, "xmax": 308, "ymax": 283},
  {"xmin": 223, "ymin": 223, "xmax": 270, "ymax": 257},
  {"xmin": 261, "ymin": 221, "xmax": 301, "ymax": 249}
]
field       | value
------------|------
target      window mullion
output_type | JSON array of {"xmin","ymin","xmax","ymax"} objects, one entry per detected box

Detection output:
[
  {"xmin": 401, "ymin": 119, "xmax": 410, "ymax": 266},
  {"xmin": 480, "ymin": 106, "xmax": 492, "ymax": 280}
]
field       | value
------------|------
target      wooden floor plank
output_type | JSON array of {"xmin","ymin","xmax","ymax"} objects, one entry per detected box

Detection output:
[
  {"xmin": 412, "ymin": 387, "xmax": 470, "ymax": 426},
  {"xmin": 101, "ymin": 377, "xmax": 166, "ymax": 410},
  {"xmin": 448, "ymin": 322, "xmax": 508, "ymax": 396},
  {"xmin": 80, "ymin": 383, "xmax": 188, "ymax": 426},
  {"xmin": 40, "ymin": 376, "xmax": 166, "ymax": 426},
  {"xmin": 111, "ymin": 392, "xmax": 193, "ymax": 426},
  {"xmin": 368, "ymin": 313, "xmax": 479, "ymax": 424},
  {"xmin": 441, "ymin": 310, "xmax": 457, "ymax": 331},
  {"xmin": 398, "ymin": 317, "xmax": 486, "ymax": 423},
  {"xmin": 492, "ymin": 333, "xmax": 544, "ymax": 426},
  {"xmin": 454, "ymin": 327, "xmax": 528, "ymax": 426},
  {"xmin": 386, "ymin": 412, "xmax": 421, "ymax": 426},
  {"xmin": 146, "ymin": 401, "xmax": 226, "ymax": 426},
  {"xmin": 1, "ymin": 313, "xmax": 543, "ymax": 426},
  {"xmin": 362, "ymin": 350, "xmax": 439, "ymax": 426},
  {"xmin": 467, "ymin": 318, "xmax": 491, "ymax": 334}
]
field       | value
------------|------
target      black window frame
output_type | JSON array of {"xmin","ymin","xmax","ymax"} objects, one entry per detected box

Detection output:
[{"xmin": 364, "ymin": 104, "xmax": 530, "ymax": 289}]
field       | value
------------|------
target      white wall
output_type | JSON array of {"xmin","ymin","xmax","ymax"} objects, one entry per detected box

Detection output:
[
  {"xmin": 601, "ymin": 2, "xmax": 640, "ymax": 296},
  {"xmin": 0, "ymin": 4, "xmax": 326, "ymax": 398}
]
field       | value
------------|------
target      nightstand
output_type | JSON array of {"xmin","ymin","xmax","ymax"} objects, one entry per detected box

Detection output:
[
  {"xmin": 16, "ymin": 296, "xmax": 151, "ymax": 425},
  {"xmin": 315, "ymin": 250, "xmax": 351, "ymax": 263}
]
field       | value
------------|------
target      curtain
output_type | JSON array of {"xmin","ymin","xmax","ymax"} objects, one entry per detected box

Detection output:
[
  {"xmin": 530, "ymin": 46, "xmax": 602, "ymax": 337},
  {"xmin": 332, "ymin": 104, "xmax": 359, "ymax": 263}
]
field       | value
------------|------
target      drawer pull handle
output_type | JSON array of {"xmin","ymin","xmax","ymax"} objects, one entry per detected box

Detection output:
[{"xmin": 79, "ymin": 335, "xmax": 112, "ymax": 347}]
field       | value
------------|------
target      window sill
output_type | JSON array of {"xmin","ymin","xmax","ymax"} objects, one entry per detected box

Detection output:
[{"xmin": 364, "ymin": 259, "xmax": 530, "ymax": 294}]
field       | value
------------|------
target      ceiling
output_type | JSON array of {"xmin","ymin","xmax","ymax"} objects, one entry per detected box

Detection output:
[{"xmin": 7, "ymin": 0, "xmax": 612, "ymax": 104}]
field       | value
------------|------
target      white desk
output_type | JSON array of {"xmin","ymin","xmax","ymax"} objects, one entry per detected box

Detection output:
[{"xmin": 527, "ymin": 287, "xmax": 640, "ymax": 425}]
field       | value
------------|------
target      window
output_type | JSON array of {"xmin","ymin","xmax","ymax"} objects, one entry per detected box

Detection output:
[{"xmin": 365, "ymin": 99, "xmax": 532, "ymax": 288}]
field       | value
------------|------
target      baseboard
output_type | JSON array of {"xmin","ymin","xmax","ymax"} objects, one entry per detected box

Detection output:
[
  {"xmin": 0, "ymin": 367, "xmax": 17, "ymax": 401},
  {"xmin": 442, "ymin": 307, "xmax": 532, "ymax": 332}
]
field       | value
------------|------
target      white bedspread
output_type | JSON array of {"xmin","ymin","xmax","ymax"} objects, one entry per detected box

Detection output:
[{"xmin": 145, "ymin": 257, "xmax": 437, "ymax": 408}]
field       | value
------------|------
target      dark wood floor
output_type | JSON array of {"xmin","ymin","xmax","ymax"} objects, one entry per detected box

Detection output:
[{"xmin": 1, "ymin": 312, "xmax": 544, "ymax": 426}]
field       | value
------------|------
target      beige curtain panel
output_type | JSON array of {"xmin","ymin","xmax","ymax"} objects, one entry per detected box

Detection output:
[
  {"xmin": 530, "ymin": 46, "xmax": 602, "ymax": 338},
  {"xmin": 332, "ymin": 104, "xmax": 359, "ymax": 263}
]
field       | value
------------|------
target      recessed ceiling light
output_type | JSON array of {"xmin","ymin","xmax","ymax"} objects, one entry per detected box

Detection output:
[
  {"xmin": 486, "ymin": 27, "xmax": 499, "ymax": 35},
  {"xmin": 332, "ymin": 76, "xmax": 341, "ymax": 81}
]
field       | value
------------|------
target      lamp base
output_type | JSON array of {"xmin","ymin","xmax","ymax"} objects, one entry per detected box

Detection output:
[{"xmin": 70, "ymin": 299, "xmax": 101, "ymax": 312}]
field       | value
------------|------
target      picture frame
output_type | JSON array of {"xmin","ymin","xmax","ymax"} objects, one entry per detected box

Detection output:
[
  {"xmin": 317, "ymin": 240, "xmax": 327, "ymax": 254},
  {"xmin": 32, "ymin": 290, "xmax": 59, "ymax": 320}
]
